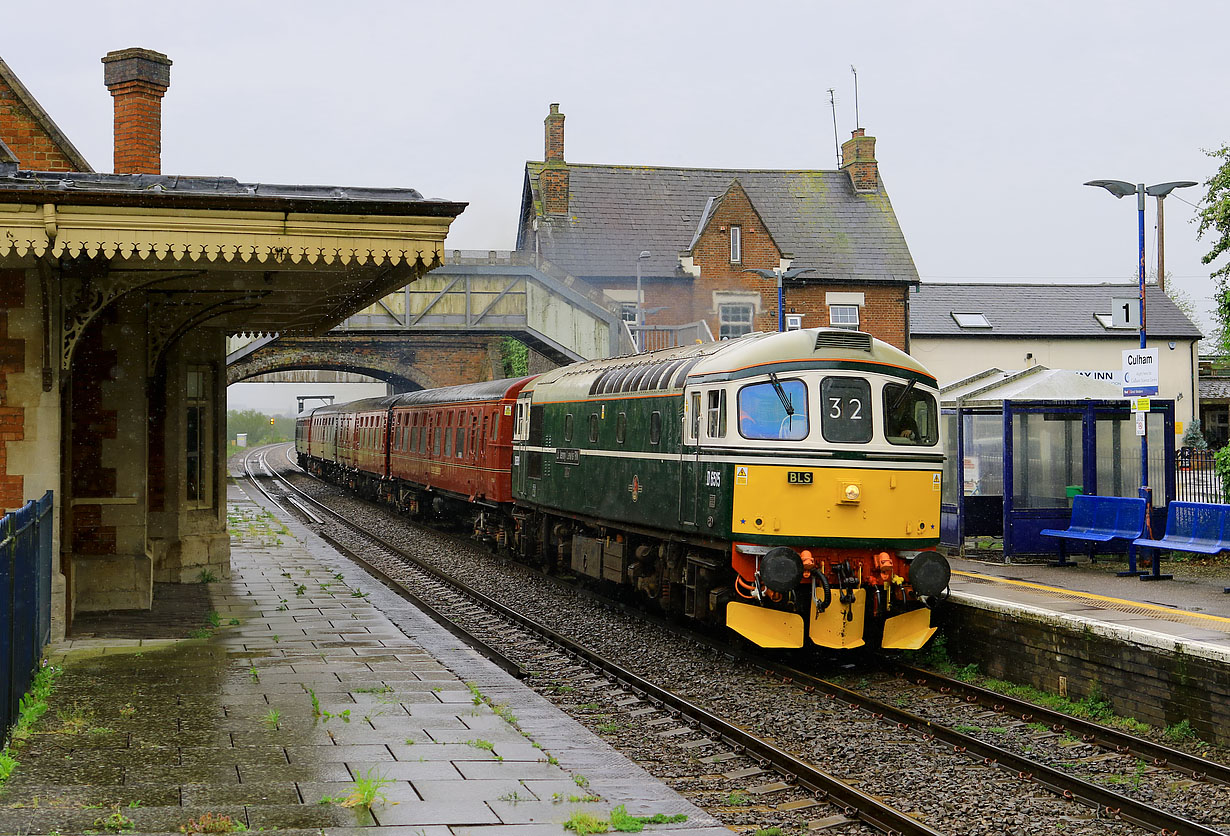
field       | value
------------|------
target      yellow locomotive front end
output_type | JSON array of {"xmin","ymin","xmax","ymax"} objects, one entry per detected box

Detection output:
[{"xmin": 682, "ymin": 328, "xmax": 949, "ymax": 652}]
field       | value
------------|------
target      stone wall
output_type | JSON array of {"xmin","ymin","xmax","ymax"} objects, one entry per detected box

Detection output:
[{"xmin": 939, "ymin": 602, "xmax": 1230, "ymax": 746}]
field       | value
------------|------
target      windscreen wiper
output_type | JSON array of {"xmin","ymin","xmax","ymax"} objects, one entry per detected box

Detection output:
[
  {"xmin": 768, "ymin": 372, "xmax": 794, "ymax": 416},
  {"xmin": 889, "ymin": 378, "xmax": 917, "ymax": 411}
]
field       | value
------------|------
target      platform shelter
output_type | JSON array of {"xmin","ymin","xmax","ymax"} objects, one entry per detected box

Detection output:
[
  {"xmin": 939, "ymin": 367, "xmax": 1175, "ymax": 558},
  {"xmin": 0, "ymin": 48, "xmax": 465, "ymax": 637}
]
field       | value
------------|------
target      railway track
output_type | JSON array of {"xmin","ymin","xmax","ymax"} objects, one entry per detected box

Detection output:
[
  {"xmin": 241, "ymin": 446, "xmax": 936, "ymax": 835},
  {"xmin": 242, "ymin": 444, "xmax": 1229, "ymax": 836}
]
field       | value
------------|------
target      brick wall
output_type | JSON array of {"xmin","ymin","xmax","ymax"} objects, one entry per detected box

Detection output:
[
  {"xmin": 940, "ymin": 604, "xmax": 1230, "ymax": 746},
  {"xmin": 108, "ymin": 81, "xmax": 165, "ymax": 175},
  {"xmin": 0, "ymin": 75, "xmax": 78, "ymax": 171},
  {"xmin": 0, "ymin": 270, "xmax": 25, "ymax": 509},
  {"xmin": 70, "ymin": 315, "xmax": 118, "ymax": 555},
  {"xmin": 667, "ymin": 182, "xmax": 908, "ymax": 349}
]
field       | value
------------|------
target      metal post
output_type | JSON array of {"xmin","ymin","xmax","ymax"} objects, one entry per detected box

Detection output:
[
  {"xmin": 635, "ymin": 257, "xmax": 643, "ymax": 353},
  {"xmin": 1156, "ymin": 195, "xmax": 1166, "ymax": 293},
  {"xmin": 777, "ymin": 270, "xmax": 784, "ymax": 332},
  {"xmin": 1136, "ymin": 183, "xmax": 1149, "ymax": 503}
]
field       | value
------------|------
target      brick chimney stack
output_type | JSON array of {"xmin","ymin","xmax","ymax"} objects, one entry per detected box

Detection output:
[
  {"xmin": 540, "ymin": 103, "xmax": 569, "ymax": 215},
  {"xmin": 840, "ymin": 128, "xmax": 878, "ymax": 193},
  {"xmin": 102, "ymin": 48, "xmax": 172, "ymax": 175}
]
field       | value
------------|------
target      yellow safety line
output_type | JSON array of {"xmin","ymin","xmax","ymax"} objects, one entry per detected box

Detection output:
[{"xmin": 952, "ymin": 569, "xmax": 1230, "ymax": 625}]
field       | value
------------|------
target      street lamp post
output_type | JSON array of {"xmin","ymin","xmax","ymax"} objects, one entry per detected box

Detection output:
[
  {"xmin": 1084, "ymin": 179, "xmax": 1197, "ymax": 530},
  {"xmin": 743, "ymin": 266, "xmax": 815, "ymax": 331},
  {"xmin": 635, "ymin": 250, "xmax": 651, "ymax": 352}
]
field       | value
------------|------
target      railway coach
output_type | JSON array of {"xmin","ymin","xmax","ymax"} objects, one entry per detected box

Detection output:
[{"xmin": 508, "ymin": 327, "xmax": 950, "ymax": 651}]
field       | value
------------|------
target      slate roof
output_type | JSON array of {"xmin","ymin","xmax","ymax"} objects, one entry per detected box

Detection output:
[
  {"xmin": 911, "ymin": 283, "xmax": 1202, "ymax": 340},
  {"xmin": 0, "ymin": 169, "xmax": 466, "ymax": 216},
  {"xmin": 0, "ymin": 56, "xmax": 93, "ymax": 172},
  {"xmin": 518, "ymin": 162, "xmax": 919, "ymax": 284},
  {"xmin": 1199, "ymin": 378, "xmax": 1230, "ymax": 400}
]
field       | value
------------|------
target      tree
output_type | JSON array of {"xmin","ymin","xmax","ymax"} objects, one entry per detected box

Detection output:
[
  {"xmin": 1197, "ymin": 144, "xmax": 1230, "ymax": 353},
  {"xmin": 226, "ymin": 409, "xmax": 293, "ymax": 446}
]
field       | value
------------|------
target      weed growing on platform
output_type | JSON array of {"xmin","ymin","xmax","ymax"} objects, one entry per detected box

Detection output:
[
  {"xmin": 179, "ymin": 811, "xmax": 248, "ymax": 832},
  {"xmin": 751, "ymin": 829, "xmax": 783, "ymax": 836},
  {"xmin": 248, "ymin": 667, "xmax": 260, "ymax": 683},
  {"xmin": 725, "ymin": 790, "xmax": 750, "ymax": 806},
  {"xmin": 262, "ymin": 709, "xmax": 280, "ymax": 729},
  {"xmin": 227, "ymin": 618, "xmax": 240, "ymax": 626},
  {"xmin": 188, "ymin": 627, "xmax": 212, "ymax": 640},
  {"xmin": 308, "ymin": 688, "xmax": 321, "ymax": 719},
  {"xmin": 572, "ymin": 773, "xmax": 590, "ymax": 789},
  {"xmin": 320, "ymin": 769, "xmax": 391, "ymax": 809},
  {"xmin": 609, "ymin": 806, "xmax": 688, "ymax": 832},
  {"xmin": 0, "ymin": 663, "xmax": 61, "ymax": 785},
  {"xmin": 196, "ymin": 568, "xmax": 219, "ymax": 584},
  {"xmin": 466, "ymin": 738, "xmax": 494, "ymax": 751},
  {"xmin": 93, "ymin": 809, "xmax": 135, "ymax": 832},
  {"xmin": 294, "ymin": 584, "xmax": 307, "ymax": 597},
  {"xmin": 207, "ymin": 611, "xmax": 221, "ymax": 628},
  {"xmin": 333, "ymin": 572, "xmax": 345, "ymax": 581},
  {"xmin": 562, "ymin": 812, "xmax": 607, "ymax": 835}
]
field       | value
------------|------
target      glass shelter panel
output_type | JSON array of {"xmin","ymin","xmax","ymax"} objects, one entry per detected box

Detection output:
[
  {"xmin": 941, "ymin": 413, "xmax": 958, "ymax": 506},
  {"xmin": 1095, "ymin": 412, "xmax": 1167, "ymax": 507},
  {"xmin": 963, "ymin": 413, "xmax": 1004, "ymax": 497},
  {"xmin": 1012, "ymin": 412, "xmax": 1083, "ymax": 509}
]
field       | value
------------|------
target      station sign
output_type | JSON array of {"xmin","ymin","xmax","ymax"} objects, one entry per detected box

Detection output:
[
  {"xmin": 1122, "ymin": 348, "xmax": 1159, "ymax": 397},
  {"xmin": 1111, "ymin": 297, "xmax": 1140, "ymax": 329},
  {"xmin": 1131, "ymin": 397, "xmax": 1151, "ymax": 413}
]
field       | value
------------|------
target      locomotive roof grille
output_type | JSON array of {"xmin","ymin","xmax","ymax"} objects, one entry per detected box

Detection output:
[{"xmin": 814, "ymin": 330, "xmax": 872, "ymax": 352}]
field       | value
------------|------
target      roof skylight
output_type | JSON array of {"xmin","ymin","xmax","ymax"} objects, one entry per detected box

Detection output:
[
  {"xmin": 1094, "ymin": 313, "xmax": 1135, "ymax": 330},
  {"xmin": 951, "ymin": 312, "xmax": 991, "ymax": 329}
]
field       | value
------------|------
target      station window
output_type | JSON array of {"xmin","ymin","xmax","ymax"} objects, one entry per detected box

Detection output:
[
  {"xmin": 185, "ymin": 366, "xmax": 213, "ymax": 508},
  {"xmin": 829, "ymin": 305, "xmax": 860, "ymax": 330},
  {"xmin": 719, "ymin": 303, "xmax": 753, "ymax": 339},
  {"xmin": 729, "ymin": 225, "xmax": 742, "ymax": 264}
]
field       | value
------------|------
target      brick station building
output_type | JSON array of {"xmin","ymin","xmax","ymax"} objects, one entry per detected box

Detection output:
[
  {"xmin": 516, "ymin": 104, "xmax": 921, "ymax": 350},
  {"xmin": 0, "ymin": 49, "xmax": 463, "ymax": 635}
]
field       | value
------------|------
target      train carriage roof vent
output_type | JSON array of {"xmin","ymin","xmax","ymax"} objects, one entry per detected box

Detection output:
[{"xmin": 814, "ymin": 329, "xmax": 872, "ymax": 352}]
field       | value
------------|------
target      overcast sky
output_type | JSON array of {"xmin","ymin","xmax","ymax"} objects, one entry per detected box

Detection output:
[{"xmin": 4, "ymin": 1, "xmax": 1228, "ymax": 414}]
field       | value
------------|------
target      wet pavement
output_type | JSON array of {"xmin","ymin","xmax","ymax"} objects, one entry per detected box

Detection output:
[{"xmin": 0, "ymin": 484, "xmax": 724, "ymax": 835}]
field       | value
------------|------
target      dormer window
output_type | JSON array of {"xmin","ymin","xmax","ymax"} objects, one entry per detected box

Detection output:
[
  {"xmin": 951, "ymin": 312, "xmax": 991, "ymax": 329},
  {"xmin": 730, "ymin": 225, "xmax": 742, "ymax": 264}
]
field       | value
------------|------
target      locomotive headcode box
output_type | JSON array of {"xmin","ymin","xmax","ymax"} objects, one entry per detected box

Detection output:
[{"xmin": 787, "ymin": 471, "xmax": 814, "ymax": 484}]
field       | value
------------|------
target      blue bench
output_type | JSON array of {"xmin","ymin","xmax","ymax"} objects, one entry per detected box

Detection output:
[
  {"xmin": 1133, "ymin": 501, "xmax": 1230, "ymax": 585},
  {"xmin": 1040, "ymin": 495, "xmax": 1147, "ymax": 571}
]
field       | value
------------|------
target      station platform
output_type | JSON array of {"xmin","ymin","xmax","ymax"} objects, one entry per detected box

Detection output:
[
  {"xmin": 0, "ymin": 482, "xmax": 725, "ymax": 836},
  {"xmin": 947, "ymin": 555, "xmax": 1230, "ymax": 662}
]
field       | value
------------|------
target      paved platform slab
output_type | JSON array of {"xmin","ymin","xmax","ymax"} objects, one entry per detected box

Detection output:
[
  {"xmin": 949, "ymin": 555, "xmax": 1230, "ymax": 662},
  {"xmin": 0, "ymin": 480, "xmax": 725, "ymax": 835}
]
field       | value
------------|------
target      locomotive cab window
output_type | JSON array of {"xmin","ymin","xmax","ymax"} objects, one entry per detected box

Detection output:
[
  {"xmin": 820, "ymin": 377, "xmax": 871, "ymax": 443},
  {"xmin": 706, "ymin": 390, "xmax": 727, "ymax": 439},
  {"xmin": 690, "ymin": 392, "xmax": 701, "ymax": 441},
  {"xmin": 883, "ymin": 382, "xmax": 939, "ymax": 446},
  {"xmin": 739, "ymin": 377, "xmax": 809, "ymax": 441}
]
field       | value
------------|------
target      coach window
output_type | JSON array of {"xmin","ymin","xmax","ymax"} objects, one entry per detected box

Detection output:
[
  {"xmin": 706, "ymin": 390, "xmax": 727, "ymax": 439},
  {"xmin": 883, "ymin": 382, "xmax": 938, "ymax": 446},
  {"xmin": 650, "ymin": 411, "xmax": 662, "ymax": 445},
  {"xmin": 185, "ymin": 366, "xmax": 212, "ymax": 508},
  {"xmin": 444, "ymin": 413, "xmax": 454, "ymax": 457},
  {"xmin": 455, "ymin": 426, "xmax": 465, "ymax": 458},
  {"xmin": 588, "ymin": 413, "xmax": 599, "ymax": 443},
  {"xmin": 740, "ymin": 378, "xmax": 810, "ymax": 441},
  {"xmin": 564, "ymin": 413, "xmax": 574, "ymax": 442},
  {"xmin": 433, "ymin": 419, "xmax": 442, "ymax": 456},
  {"xmin": 690, "ymin": 392, "xmax": 701, "ymax": 441},
  {"xmin": 616, "ymin": 412, "xmax": 627, "ymax": 444},
  {"xmin": 818, "ymin": 377, "xmax": 871, "ymax": 443}
]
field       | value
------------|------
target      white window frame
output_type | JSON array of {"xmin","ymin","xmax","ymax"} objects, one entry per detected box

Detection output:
[
  {"xmin": 829, "ymin": 304, "xmax": 860, "ymax": 329},
  {"xmin": 729, "ymin": 225, "xmax": 742, "ymax": 264}
]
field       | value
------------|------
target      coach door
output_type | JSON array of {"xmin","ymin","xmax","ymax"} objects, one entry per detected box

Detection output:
[{"xmin": 679, "ymin": 390, "xmax": 701, "ymax": 526}]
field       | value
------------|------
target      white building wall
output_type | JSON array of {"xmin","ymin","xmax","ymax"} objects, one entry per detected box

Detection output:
[{"xmin": 911, "ymin": 336, "xmax": 1199, "ymax": 432}]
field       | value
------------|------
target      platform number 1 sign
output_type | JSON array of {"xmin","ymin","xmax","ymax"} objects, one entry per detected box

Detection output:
[{"xmin": 1111, "ymin": 297, "xmax": 1140, "ymax": 329}]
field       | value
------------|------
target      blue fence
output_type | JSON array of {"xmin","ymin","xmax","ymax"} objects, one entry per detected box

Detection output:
[{"xmin": 1, "ymin": 491, "xmax": 53, "ymax": 740}]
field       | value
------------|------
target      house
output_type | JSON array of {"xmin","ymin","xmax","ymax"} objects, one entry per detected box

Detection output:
[
  {"xmin": 910, "ymin": 282, "xmax": 1202, "ymax": 436},
  {"xmin": 515, "ymin": 105, "xmax": 920, "ymax": 350}
]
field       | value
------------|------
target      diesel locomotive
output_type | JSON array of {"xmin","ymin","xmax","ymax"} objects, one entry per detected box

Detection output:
[{"xmin": 296, "ymin": 327, "xmax": 950, "ymax": 651}]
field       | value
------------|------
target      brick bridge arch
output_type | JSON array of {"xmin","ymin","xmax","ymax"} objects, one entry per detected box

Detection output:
[{"xmin": 227, "ymin": 333, "xmax": 506, "ymax": 392}]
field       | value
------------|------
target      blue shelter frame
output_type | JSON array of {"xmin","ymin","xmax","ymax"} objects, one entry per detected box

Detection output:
[{"xmin": 941, "ymin": 400, "xmax": 1175, "ymax": 558}]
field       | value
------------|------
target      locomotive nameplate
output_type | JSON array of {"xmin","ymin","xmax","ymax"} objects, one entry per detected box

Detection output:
[
  {"xmin": 787, "ymin": 471, "xmax": 814, "ymax": 484},
  {"xmin": 556, "ymin": 448, "xmax": 580, "ymax": 466}
]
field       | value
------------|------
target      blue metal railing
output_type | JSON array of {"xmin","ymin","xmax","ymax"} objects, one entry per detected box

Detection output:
[{"xmin": 1, "ymin": 491, "xmax": 53, "ymax": 739}]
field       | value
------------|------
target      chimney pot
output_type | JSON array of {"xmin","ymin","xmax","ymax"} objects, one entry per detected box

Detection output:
[{"xmin": 102, "ymin": 48, "xmax": 172, "ymax": 175}]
